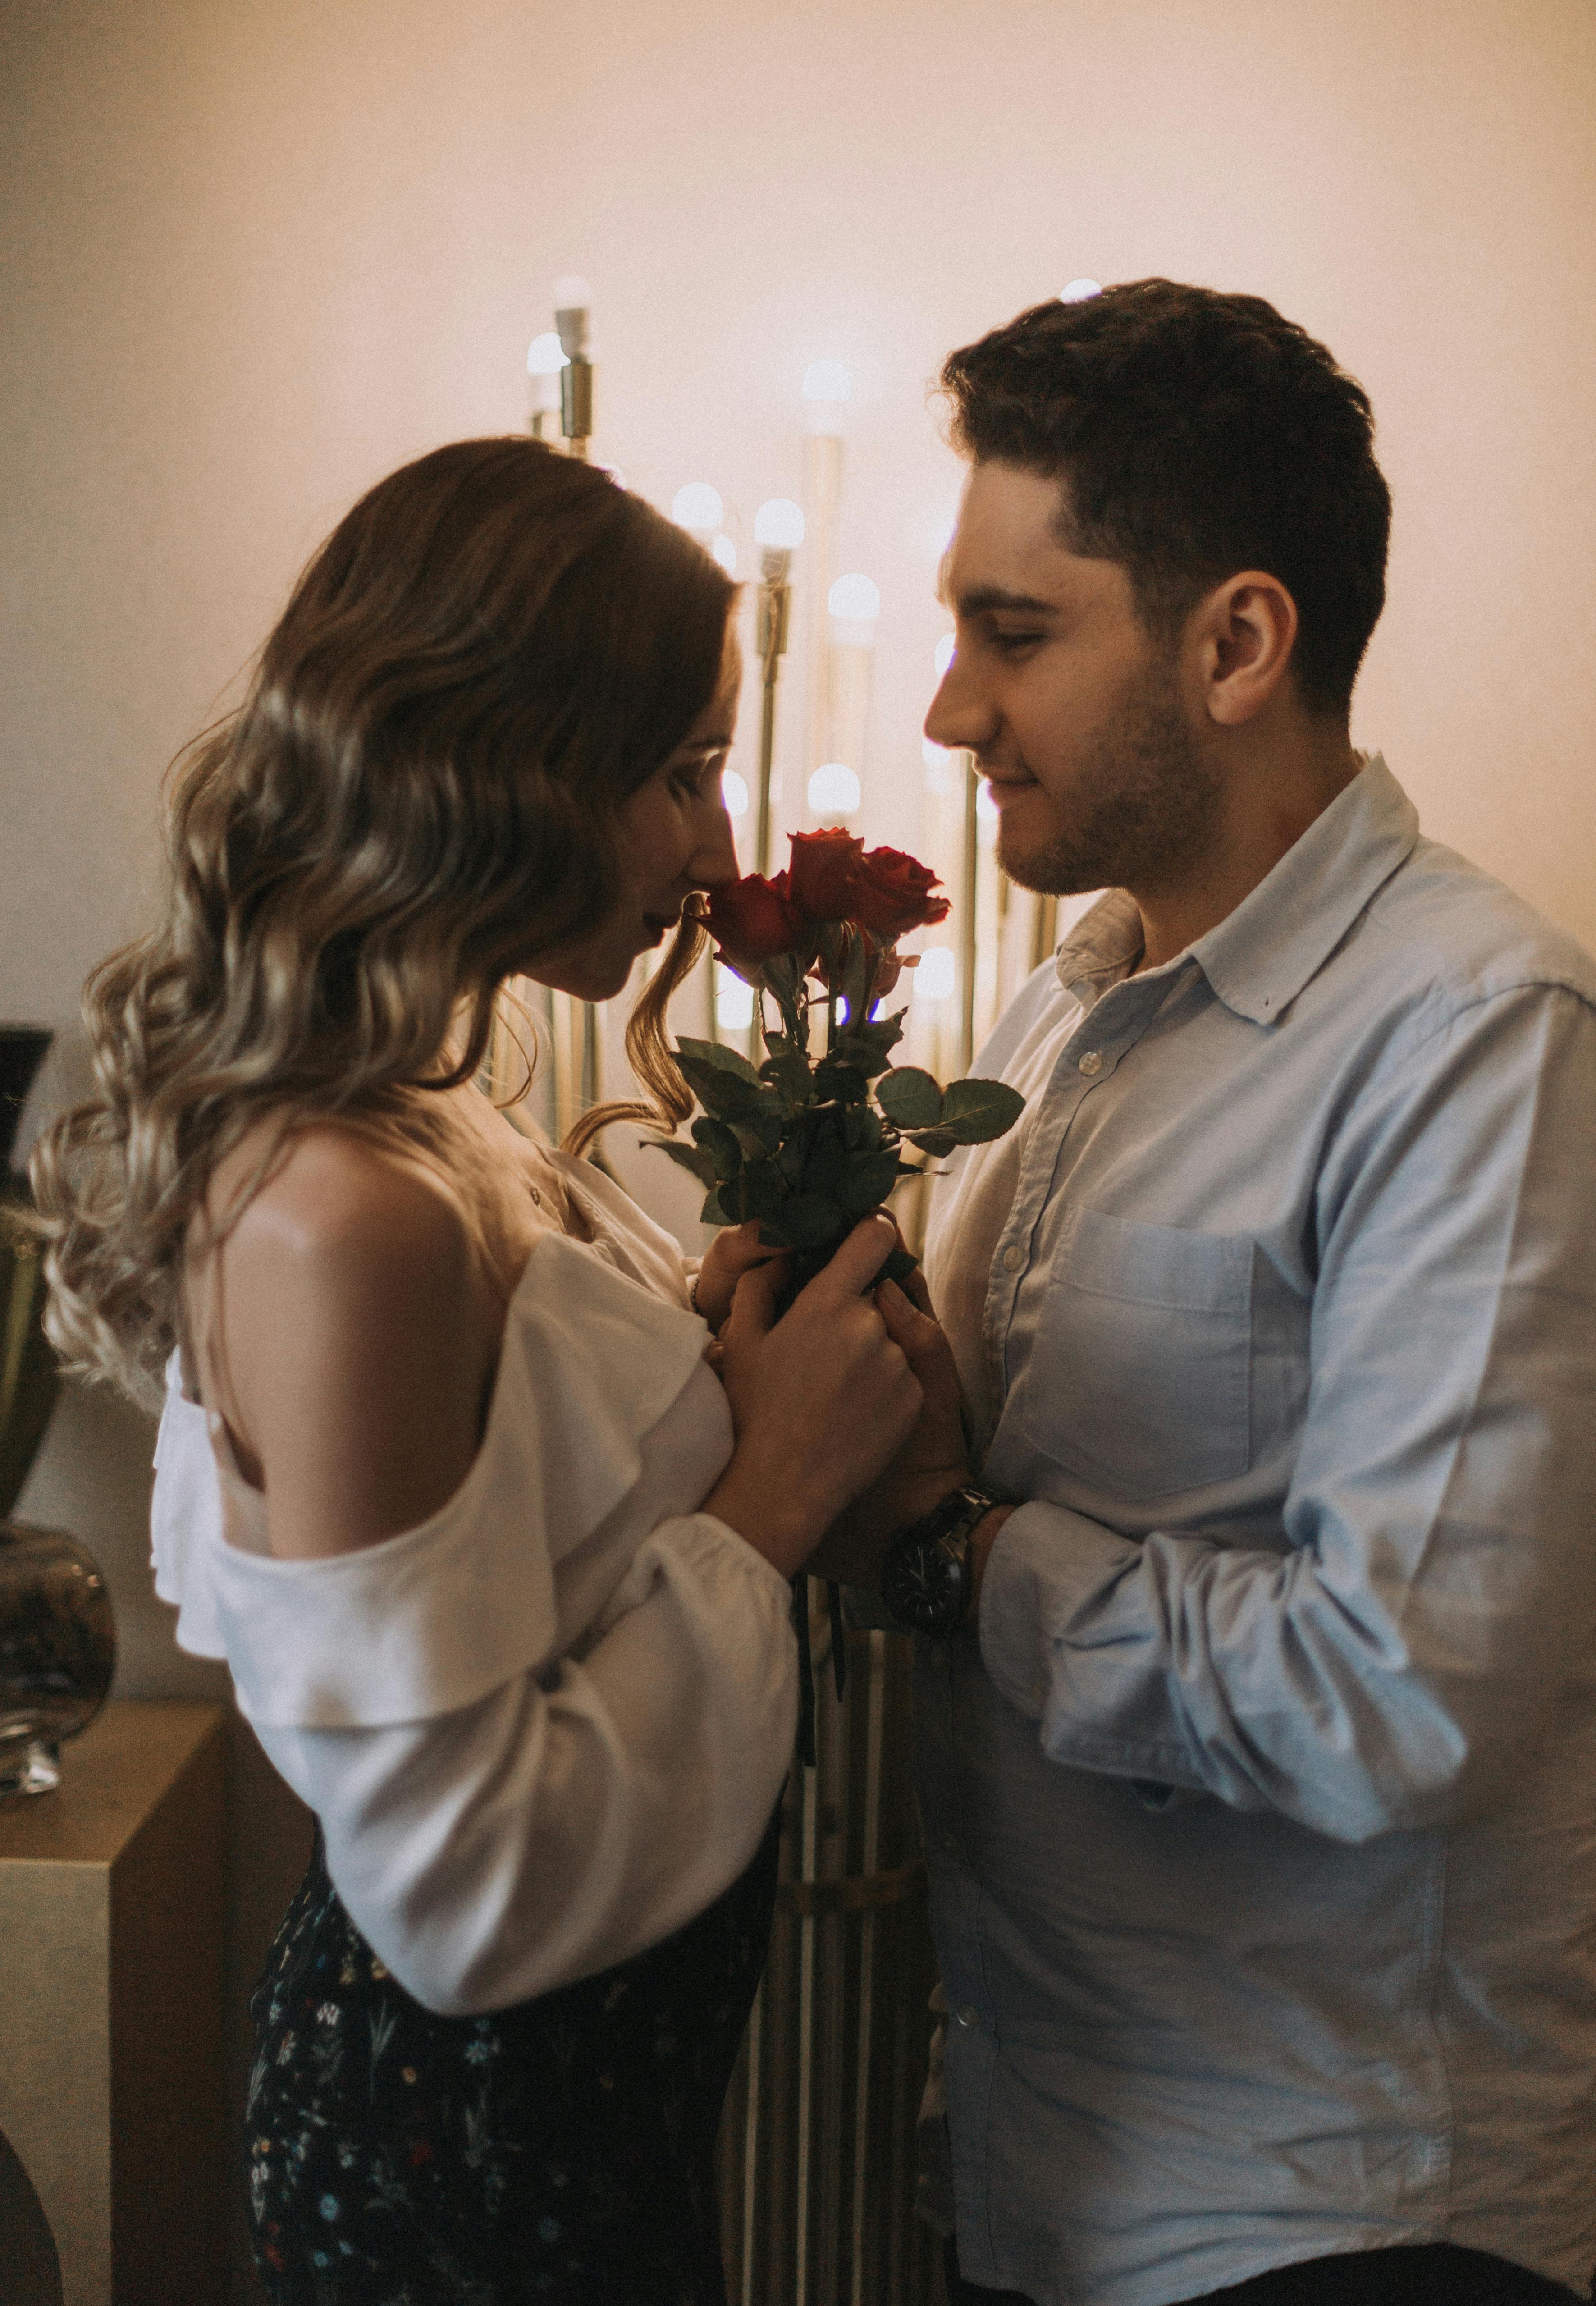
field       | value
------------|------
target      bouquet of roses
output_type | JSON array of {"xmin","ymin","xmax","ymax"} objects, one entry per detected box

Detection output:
[{"xmin": 648, "ymin": 827, "xmax": 1026, "ymax": 1304}]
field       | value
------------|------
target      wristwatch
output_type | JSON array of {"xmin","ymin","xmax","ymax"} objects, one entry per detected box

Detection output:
[{"xmin": 880, "ymin": 1485, "xmax": 998, "ymax": 1638}]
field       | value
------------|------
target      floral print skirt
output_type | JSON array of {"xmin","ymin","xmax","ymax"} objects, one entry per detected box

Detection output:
[{"xmin": 246, "ymin": 1808, "xmax": 781, "ymax": 2306}]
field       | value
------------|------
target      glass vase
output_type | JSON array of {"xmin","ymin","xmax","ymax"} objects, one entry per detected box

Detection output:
[{"xmin": 0, "ymin": 1521, "xmax": 116, "ymax": 1798}]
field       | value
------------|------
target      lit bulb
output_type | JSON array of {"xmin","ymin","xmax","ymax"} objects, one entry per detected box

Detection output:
[
  {"xmin": 527, "ymin": 332, "xmax": 570, "ymax": 376},
  {"xmin": 934, "ymin": 632, "xmax": 956, "ymax": 678},
  {"xmin": 828, "ymin": 573, "xmax": 880, "ymax": 622},
  {"xmin": 1060, "ymin": 278, "xmax": 1102, "ymax": 302},
  {"xmin": 716, "ymin": 975, "xmax": 755, "ymax": 1031},
  {"xmin": 921, "ymin": 737, "xmax": 955, "ymax": 794},
  {"xmin": 914, "ymin": 947, "xmax": 956, "ymax": 1003},
  {"xmin": 672, "ymin": 482, "xmax": 723, "ymax": 532},
  {"xmin": 802, "ymin": 359, "xmax": 853, "ymax": 404},
  {"xmin": 754, "ymin": 498, "xmax": 805, "ymax": 549},
  {"xmin": 721, "ymin": 769, "xmax": 750, "ymax": 819},
  {"xmin": 711, "ymin": 533, "xmax": 737, "ymax": 576},
  {"xmin": 808, "ymin": 762, "xmax": 861, "ymax": 814},
  {"xmin": 553, "ymin": 274, "xmax": 592, "ymax": 311}
]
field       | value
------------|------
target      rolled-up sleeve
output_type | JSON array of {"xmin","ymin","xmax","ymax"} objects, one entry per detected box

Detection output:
[{"xmin": 980, "ymin": 985, "xmax": 1596, "ymax": 1843}]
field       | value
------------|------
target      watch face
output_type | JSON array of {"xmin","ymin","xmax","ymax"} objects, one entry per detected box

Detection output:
[{"xmin": 884, "ymin": 1534, "xmax": 967, "ymax": 1636}]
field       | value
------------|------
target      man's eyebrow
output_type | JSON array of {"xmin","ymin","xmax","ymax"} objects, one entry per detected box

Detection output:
[{"xmin": 952, "ymin": 586, "xmax": 1061, "ymax": 618}]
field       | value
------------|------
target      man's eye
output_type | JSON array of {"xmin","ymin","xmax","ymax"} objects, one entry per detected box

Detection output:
[{"xmin": 991, "ymin": 631, "xmax": 1044, "ymax": 654}]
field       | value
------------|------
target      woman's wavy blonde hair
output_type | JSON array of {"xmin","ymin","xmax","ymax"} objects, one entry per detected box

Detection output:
[{"xmin": 32, "ymin": 436, "xmax": 732, "ymax": 1407}]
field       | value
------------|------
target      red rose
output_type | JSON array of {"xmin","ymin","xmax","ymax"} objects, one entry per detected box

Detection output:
[
  {"xmin": 787, "ymin": 827, "xmax": 865, "ymax": 921},
  {"xmin": 704, "ymin": 870, "xmax": 807, "ymax": 972},
  {"xmin": 845, "ymin": 845, "xmax": 951, "ymax": 939}
]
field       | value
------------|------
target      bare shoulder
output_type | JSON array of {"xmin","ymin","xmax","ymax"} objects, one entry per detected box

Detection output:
[
  {"xmin": 209, "ymin": 1122, "xmax": 476, "ymax": 1314},
  {"xmin": 195, "ymin": 1122, "xmax": 497, "ymax": 1554}
]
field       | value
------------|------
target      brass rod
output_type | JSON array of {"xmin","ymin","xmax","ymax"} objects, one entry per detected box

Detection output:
[
  {"xmin": 960, "ymin": 750, "xmax": 979, "ymax": 1073},
  {"xmin": 757, "ymin": 670, "xmax": 779, "ymax": 879},
  {"xmin": 1030, "ymin": 891, "xmax": 1059, "ymax": 974}
]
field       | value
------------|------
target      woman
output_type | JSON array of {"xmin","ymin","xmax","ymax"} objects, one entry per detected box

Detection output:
[{"xmin": 32, "ymin": 437, "xmax": 927, "ymax": 2303}]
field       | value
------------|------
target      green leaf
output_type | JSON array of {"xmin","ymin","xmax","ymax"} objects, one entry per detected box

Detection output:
[
  {"xmin": 833, "ymin": 1009, "xmax": 905, "ymax": 1079},
  {"xmin": 645, "ymin": 1136, "xmax": 719, "ymax": 1187},
  {"xmin": 841, "ymin": 1102, "xmax": 883, "ymax": 1152},
  {"xmin": 837, "ymin": 1148, "xmax": 902, "ymax": 1217},
  {"xmin": 760, "ymin": 1042, "xmax": 815, "ymax": 1105},
  {"xmin": 676, "ymin": 1053, "xmax": 778, "ymax": 1127},
  {"xmin": 677, "ymin": 1036, "xmax": 762, "ymax": 1085},
  {"xmin": 875, "ymin": 1066, "xmax": 943, "ymax": 1129},
  {"xmin": 759, "ymin": 1194, "xmax": 846, "ymax": 1251},
  {"xmin": 799, "ymin": 1134, "xmax": 851, "ymax": 1199},
  {"xmin": 813, "ymin": 1059, "xmax": 869, "ymax": 1107},
  {"xmin": 690, "ymin": 1116, "xmax": 744, "ymax": 1176},
  {"xmin": 938, "ymin": 1076, "xmax": 1028, "ymax": 1144},
  {"xmin": 776, "ymin": 1133, "xmax": 809, "ymax": 1190},
  {"xmin": 741, "ymin": 1157, "xmax": 788, "ymax": 1220},
  {"xmin": 904, "ymin": 1125, "xmax": 959, "ymax": 1158},
  {"xmin": 701, "ymin": 1185, "xmax": 732, "ymax": 1225}
]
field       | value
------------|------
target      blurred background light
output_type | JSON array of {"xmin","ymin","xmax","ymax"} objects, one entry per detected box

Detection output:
[
  {"xmin": 808, "ymin": 761, "xmax": 861, "ymax": 813},
  {"xmin": 754, "ymin": 497, "xmax": 805, "ymax": 548},
  {"xmin": 828, "ymin": 572, "xmax": 880, "ymax": 622},
  {"xmin": 672, "ymin": 480, "xmax": 723, "ymax": 530},
  {"xmin": 913, "ymin": 947, "xmax": 956, "ymax": 1002}
]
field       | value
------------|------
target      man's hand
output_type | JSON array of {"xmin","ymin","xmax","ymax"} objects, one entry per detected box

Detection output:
[{"xmin": 805, "ymin": 1264, "xmax": 972, "ymax": 1588}]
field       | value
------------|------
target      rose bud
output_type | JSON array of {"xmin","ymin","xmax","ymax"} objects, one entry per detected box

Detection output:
[
  {"xmin": 845, "ymin": 844, "xmax": 952, "ymax": 940},
  {"xmin": 788, "ymin": 826, "xmax": 866, "ymax": 922},
  {"xmin": 704, "ymin": 869, "xmax": 808, "ymax": 980}
]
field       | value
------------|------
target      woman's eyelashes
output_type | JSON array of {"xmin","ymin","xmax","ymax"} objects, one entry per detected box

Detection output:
[{"xmin": 670, "ymin": 750, "xmax": 729, "ymax": 802}]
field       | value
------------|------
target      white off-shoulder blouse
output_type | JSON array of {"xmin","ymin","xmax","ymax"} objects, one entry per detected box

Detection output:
[{"xmin": 149, "ymin": 1152, "xmax": 799, "ymax": 2017}]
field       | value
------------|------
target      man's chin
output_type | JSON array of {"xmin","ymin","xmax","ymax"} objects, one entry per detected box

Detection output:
[{"xmin": 997, "ymin": 828, "xmax": 1102, "ymax": 899}]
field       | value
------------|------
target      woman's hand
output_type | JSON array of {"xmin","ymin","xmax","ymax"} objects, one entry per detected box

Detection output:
[
  {"xmin": 693, "ymin": 1220, "xmax": 788, "ymax": 1334},
  {"xmin": 702, "ymin": 1217, "xmax": 924, "ymax": 1580},
  {"xmin": 804, "ymin": 1263, "xmax": 972, "ymax": 1589}
]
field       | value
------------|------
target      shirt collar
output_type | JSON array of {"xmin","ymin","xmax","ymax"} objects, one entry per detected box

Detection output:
[
  {"xmin": 1192, "ymin": 755, "xmax": 1418, "ymax": 1024},
  {"xmin": 1052, "ymin": 755, "xmax": 1419, "ymax": 1027}
]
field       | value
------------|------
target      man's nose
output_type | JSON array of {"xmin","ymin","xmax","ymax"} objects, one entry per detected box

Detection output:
[{"xmin": 924, "ymin": 663, "xmax": 993, "ymax": 754}]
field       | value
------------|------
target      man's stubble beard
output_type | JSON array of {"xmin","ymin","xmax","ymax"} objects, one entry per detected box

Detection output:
[{"xmin": 997, "ymin": 654, "xmax": 1222, "ymax": 900}]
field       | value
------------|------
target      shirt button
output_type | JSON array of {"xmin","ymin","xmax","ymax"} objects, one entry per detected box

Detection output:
[
  {"xmin": 1077, "ymin": 1049, "xmax": 1103, "ymax": 1076},
  {"xmin": 954, "ymin": 2004, "xmax": 980, "ymax": 2029},
  {"xmin": 1002, "ymin": 1245, "xmax": 1022, "ymax": 1273}
]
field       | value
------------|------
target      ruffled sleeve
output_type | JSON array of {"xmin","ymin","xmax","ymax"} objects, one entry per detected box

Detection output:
[{"xmin": 150, "ymin": 1233, "xmax": 800, "ymax": 2012}]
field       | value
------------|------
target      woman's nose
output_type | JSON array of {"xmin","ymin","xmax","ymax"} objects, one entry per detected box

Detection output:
[{"xmin": 692, "ymin": 805, "xmax": 741, "ymax": 887}]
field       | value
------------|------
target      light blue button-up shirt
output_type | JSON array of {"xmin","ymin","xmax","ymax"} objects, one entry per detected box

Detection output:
[{"xmin": 920, "ymin": 758, "xmax": 1596, "ymax": 2306}]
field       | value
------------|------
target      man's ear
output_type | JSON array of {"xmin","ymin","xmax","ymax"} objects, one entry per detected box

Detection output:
[{"xmin": 1189, "ymin": 572, "xmax": 1299, "ymax": 727}]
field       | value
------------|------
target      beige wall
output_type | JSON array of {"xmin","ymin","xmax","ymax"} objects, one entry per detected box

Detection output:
[{"xmin": 4, "ymin": 0, "xmax": 1592, "ymax": 2293}]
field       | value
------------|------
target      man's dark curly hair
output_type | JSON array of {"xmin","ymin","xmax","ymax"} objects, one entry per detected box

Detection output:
[{"xmin": 940, "ymin": 280, "xmax": 1390, "ymax": 718}]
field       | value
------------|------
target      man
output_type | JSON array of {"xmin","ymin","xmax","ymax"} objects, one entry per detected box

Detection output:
[{"xmin": 860, "ymin": 283, "xmax": 1596, "ymax": 2305}]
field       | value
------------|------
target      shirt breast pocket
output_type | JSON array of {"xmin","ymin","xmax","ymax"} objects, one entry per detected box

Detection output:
[{"xmin": 1019, "ymin": 1207, "xmax": 1254, "ymax": 1501}]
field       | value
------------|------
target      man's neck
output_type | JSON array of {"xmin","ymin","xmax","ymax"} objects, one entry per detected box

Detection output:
[{"xmin": 1130, "ymin": 725, "xmax": 1362, "ymax": 972}]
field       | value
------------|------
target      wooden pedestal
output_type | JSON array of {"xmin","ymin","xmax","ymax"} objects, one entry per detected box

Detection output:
[{"xmin": 0, "ymin": 1700, "xmax": 228, "ymax": 2306}]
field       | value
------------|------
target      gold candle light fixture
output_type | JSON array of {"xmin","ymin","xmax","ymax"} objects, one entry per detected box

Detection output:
[
  {"xmin": 800, "ymin": 361, "xmax": 850, "ymax": 812},
  {"xmin": 751, "ymin": 498, "xmax": 803, "ymax": 877},
  {"xmin": 553, "ymin": 274, "xmax": 594, "ymax": 459},
  {"xmin": 525, "ymin": 330, "xmax": 565, "ymax": 440}
]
